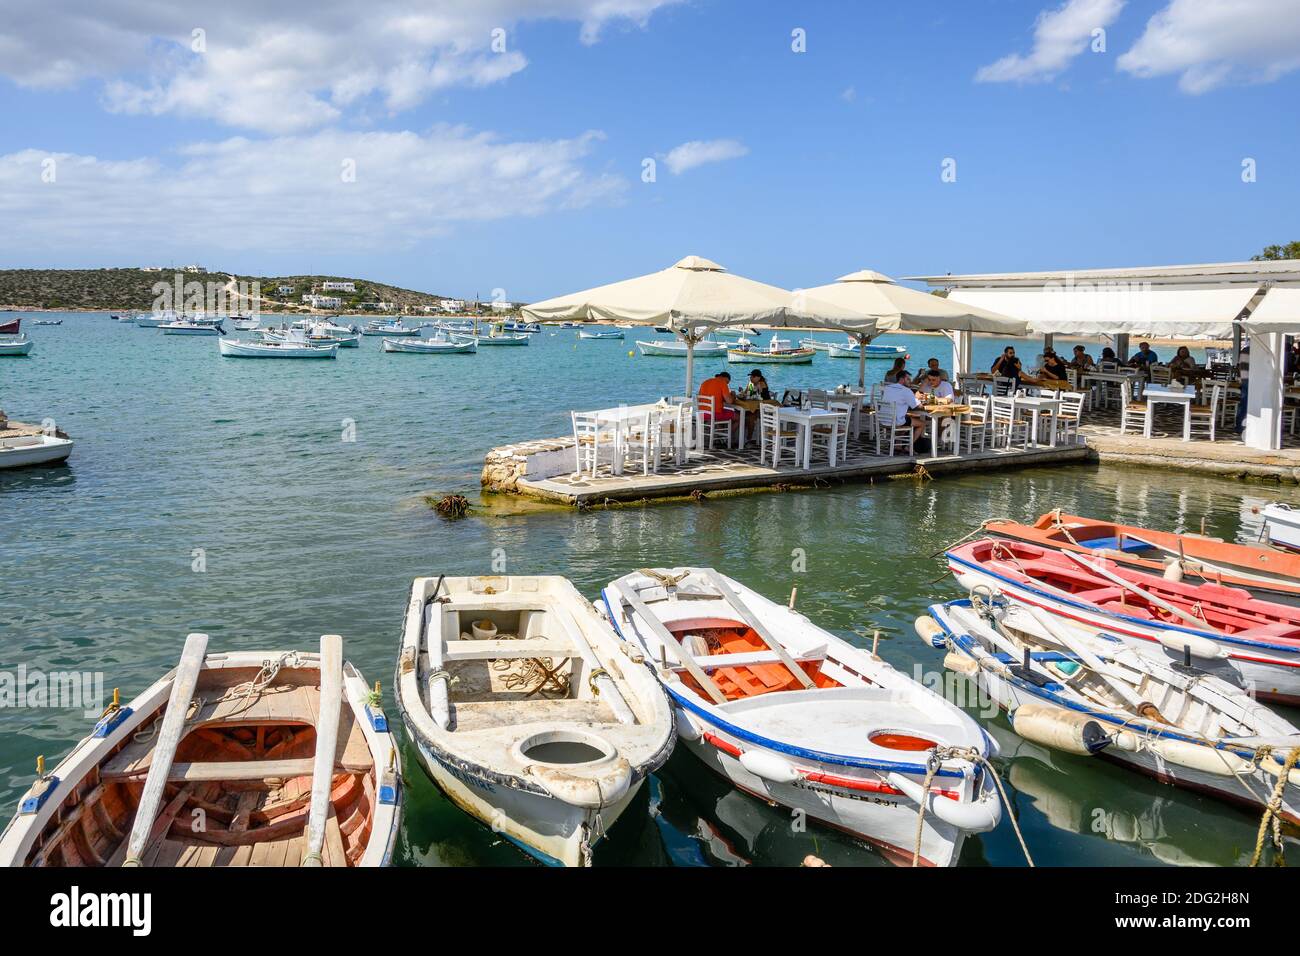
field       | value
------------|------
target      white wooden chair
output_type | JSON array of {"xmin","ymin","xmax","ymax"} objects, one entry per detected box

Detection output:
[
  {"xmin": 958, "ymin": 395, "xmax": 991, "ymax": 453},
  {"xmin": 571, "ymin": 411, "xmax": 608, "ymax": 477},
  {"xmin": 992, "ymin": 376, "xmax": 1016, "ymax": 397},
  {"xmin": 875, "ymin": 402, "xmax": 914, "ymax": 457},
  {"xmin": 1189, "ymin": 384, "xmax": 1221, "ymax": 441},
  {"xmin": 1119, "ymin": 380, "xmax": 1147, "ymax": 435},
  {"xmin": 759, "ymin": 403, "xmax": 800, "ymax": 467},
  {"xmin": 697, "ymin": 393, "xmax": 734, "ymax": 450},
  {"xmin": 1051, "ymin": 391, "xmax": 1087, "ymax": 444},
  {"xmin": 990, "ymin": 396, "xmax": 1028, "ymax": 449},
  {"xmin": 620, "ymin": 409, "xmax": 660, "ymax": 475},
  {"xmin": 1149, "ymin": 365, "xmax": 1172, "ymax": 386},
  {"xmin": 810, "ymin": 403, "xmax": 852, "ymax": 463},
  {"xmin": 957, "ymin": 375, "xmax": 987, "ymax": 398}
]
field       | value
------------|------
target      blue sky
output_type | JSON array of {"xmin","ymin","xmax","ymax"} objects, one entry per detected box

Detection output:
[{"xmin": 1, "ymin": 0, "xmax": 1298, "ymax": 299}]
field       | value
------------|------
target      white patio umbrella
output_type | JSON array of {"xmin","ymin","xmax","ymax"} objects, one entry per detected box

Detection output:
[
  {"xmin": 522, "ymin": 255, "xmax": 861, "ymax": 393},
  {"xmin": 801, "ymin": 270, "xmax": 1030, "ymax": 387}
]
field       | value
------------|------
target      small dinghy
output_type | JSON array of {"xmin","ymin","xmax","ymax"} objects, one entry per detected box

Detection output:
[
  {"xmin": 578, "ymin": 328, "xmax": 624, "ymax": 340},
  {"xmin": 986, "ymin": 511, "xmax": 1300, "ymax": 607},
  {"xmin": 382, "ymin": 335, "xmax": 476, "ymax": 354},
  {"xmin": 0, "ymin": 634, "xmax": 401, "ymax": 867},
  {"xmin": 726, "ymin": 337, "xmax": 814, "ymax": 364},
  {"xmin": 0, "ymin": 433, "xmax": 73, "ymax": 469},
  {"xmin": 827, "ymin": 341, "xmax": 907, "ymax": 359},
  {"xmin": 0, "ymin": 336, "xmax": 33, "ymax": 356},
  {"xmin": 220, "ymin": 337, "xmax": 338, "ymax": 359},
  {"xmin": 395, "ymin": 575, "xmax": 675, "ymax": 867},
  {"xmin": 947, "ymin": 539, "xmax": 1300, "ymax": 705},
  {"xmin": 636, "ymin": 338, "xmax": 728, "ymax": 357},
  {"xmin": 32, "ymin": 319, "xmax": 62, "ymax": 326},
  {"xmin": 600, "ymin": 568, "xmax": 1003, "ymax": 866},
  {"xmin": 922, "ymin": 598, "xmax": 1300, "ymax": 824},
  {"xmin": 1261, "ymin": 503, "xmax": 1300, "ymax": 555},
  {"xmin": 230, "ymin": 315, "xmax": 260, "ymax": 331},
  {"xmin": 473, "ymin": 327, "xmax": 530, "ymax": 346}
]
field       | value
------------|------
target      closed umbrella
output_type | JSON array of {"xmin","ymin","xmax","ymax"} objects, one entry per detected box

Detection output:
[
  {"xmin": 523, "ymin": 256, "xmax": 859, "ymax": 393},
  {"xmin": 802, "ymin": 270, "xmax": 1029, "ymax": 387}
]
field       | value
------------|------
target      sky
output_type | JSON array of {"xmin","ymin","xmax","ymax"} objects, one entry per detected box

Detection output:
[{"xmin": 1, "ymin": 0, "xmax": 1298, "ymax": 300}]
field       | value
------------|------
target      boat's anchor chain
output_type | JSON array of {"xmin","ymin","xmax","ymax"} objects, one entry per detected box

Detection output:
[
  {"xmin": 1251, "ymin": 745, "xmax": 1300, "ymax": 867},
  {"xmin": 908, "ymin": 745, "xmax": 1035, "ymax": 869}
]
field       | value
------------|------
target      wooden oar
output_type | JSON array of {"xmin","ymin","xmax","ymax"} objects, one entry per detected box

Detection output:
[
  {"xmin": 122, "ymin": 632, "xmax": 208, "ymax": 867},
  {"xmin": 1060, "ymin": 549, "xmax": 1223, "ymax": 633},
  {"xmin": 701, "ymin": 569, "xmax": 815, "ymax": 689},
  {"xmin": 303, "ymin": 634, "xmax": 343, "ymax": 867}
]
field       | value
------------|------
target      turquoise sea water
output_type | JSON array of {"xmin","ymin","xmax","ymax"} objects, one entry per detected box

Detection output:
[{"xmin": 1, "ymin": 312, "xmax": 1293, "ymax": 867}]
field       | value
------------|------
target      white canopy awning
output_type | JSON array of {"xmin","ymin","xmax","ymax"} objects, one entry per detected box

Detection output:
[
  {"xmin": 948, "ymin": 285, "xmax": 1258, "ymax": 338},
  {"xmin": 800, "ymin": 270, "xmax": 1029, "ymax": 335},
  {"xmin": 1241, "ymin": 287, "xmax": 1300, "ymax": 333}
]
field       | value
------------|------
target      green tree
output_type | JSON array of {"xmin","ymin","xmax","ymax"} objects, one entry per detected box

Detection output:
[{"xmin": 1253, "ymin": 241, "xmax": 1300, "ymax": 261}]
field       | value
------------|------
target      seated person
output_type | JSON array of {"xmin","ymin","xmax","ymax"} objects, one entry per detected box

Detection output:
[
  {"xmin": 1099, "ymin": 346, "xmax": 1119, "ymax": 368},
  {"xmin": 990, "ymin": 346, "xmax": 1022, "ymax": 386},
  {"xmin": 1039, "ymin": 349, "xmax": 1070, "ymax": 382},
  {"xmin": 697, "ymin": 370, "xmax": 737, "ymax": 422},
  {"xmin": 1129, "ymin": 341, "xmax": 1159, "ymax": 369},
  {"xmin": 1069, "ymin": 344, "xmax": 1096, "ymax": 370},
  {"xmin": 740, "ymin": 368, "xmax": 772, "ymax": 400},
  {"xmin": 917, "ymin": 357, "xmax": 949, "ymax": 382},
  {"xmin": 1168, "ymin": 346, "xmax": 1198, "ymax": 382},
  {"xmin": 881, "ymin": 370, "xmax": 926, "ymax": 444},
  {"xmin": 920, "ymin": 368, "xmax": 955, "ymax": 400},
  {"xmin": 884, "ymin": 356, "xmax": 908, "ymax": 383}
]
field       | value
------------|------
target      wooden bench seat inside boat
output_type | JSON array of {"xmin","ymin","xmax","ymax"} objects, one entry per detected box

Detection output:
[
  {"xmin": 450, "ymin": 698, "xmax": 615, "ymax": 732},
  {"xmin": 675, "ymin": 627, "xmax": 840, "ymax": 701},
  {"xmin": 443, "ymin": 638, "xmax": 574, "ymax": 662}
]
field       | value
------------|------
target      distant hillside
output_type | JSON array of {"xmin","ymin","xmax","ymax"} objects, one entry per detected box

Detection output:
[{"xmin": 0, "ymin": 268, "xmax": 471, "ymax": 314}]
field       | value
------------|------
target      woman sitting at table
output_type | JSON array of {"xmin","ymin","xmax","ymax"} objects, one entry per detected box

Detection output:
[
  {"xmin": 1100, "ymin": 346, "xmax": 1118, "ymax": 366},
  {"xmin": 741, "ymin": 368, "xmax": 772, "ymax": 400},
  {"xmin": 884, "ymin": 356, "xmax": 908, "ymax": 383},
  {"xmin": 920, "ymin": 368, "xmax": 955, "ymax": 400},
  {"xmin": 1168, "ymin": 346, "xmax": 1198, "ymax": 383},
  {"xmin": 1069, "ymin": 344, "xmax": 1096, "ymax": 371},
  {"xmin": 1039, "ymin": 349, "xmax": 1070, "ymax": 382},
  {"xmin": 991, "ymin": 346, "xmax": 1022, "ymax": 387}
]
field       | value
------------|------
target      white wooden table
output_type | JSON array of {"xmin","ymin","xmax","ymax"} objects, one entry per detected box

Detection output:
[
  {"xmin": 778, "ymin": 407, "xmax": 843, "ymax": 469},
  {"xmin": 1012, "ymin": 395, "xmax": 1061, "ymax": 447},
  {"xmin": 1143, "ymin": 385, "xmax": 1195, "ymax": 441},
  {"xmin": 592, "ymin": 403, "xmax": 672, "ymax": 473}
]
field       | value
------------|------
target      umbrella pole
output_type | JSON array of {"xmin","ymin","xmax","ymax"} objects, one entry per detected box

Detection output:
[
  {"xmin": 857, "ymin": 333, "xmax": 873, "ymax": 390},
  {"xmin": 685, "ymin": 333, "xmax": 696, "ymax": 397}
]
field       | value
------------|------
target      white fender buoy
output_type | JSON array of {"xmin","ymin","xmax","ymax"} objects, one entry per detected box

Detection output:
[
  {"xmin": 943, "ymin": 650, "xmax": 980, "ymax": 678},
  {"xmin": 738, "ymin": 749, "xmax": 800, "ymax": 784},
  {"xmin": 885, "ymin": 772, "xmax": 1002, "ymax": 832},
  {"xmin": 1163, "ymin": 560, "xmax": 1185, "ymax": 583},
  {"xmin": 1012, "ymin": 703, "xmax": 1110, "ymax": 756},
  {"xmin": 915, "ymin": 616, "xmax": 947, "ymax": 649},
  {"xmin": 1259, "ymin": 751, "xmax": 1300, "ymax": 786},
  {"xmin": 1112, "ymin": 729, "xmax": 1142, "ymax": 752},
  {"xmin": 1154, "ymin": 632, "xmax": 1227, "ymax": 661},
  {"xmin": 675, "ymin": 707, "xmax": 701, "ymax": 741},
  {"xmin": 1151, "ymin": 738, "xmax": 1251, "ymax": 777}
]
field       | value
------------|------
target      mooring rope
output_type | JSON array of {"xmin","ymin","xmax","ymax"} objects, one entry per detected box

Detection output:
[
  {"xmin": 1250, "ymin": 745, "xmax": 1300, "ymax": 867},
  {"xmin": 908, "ymin": 745, "xmax": 1034, "ymax": 868}
]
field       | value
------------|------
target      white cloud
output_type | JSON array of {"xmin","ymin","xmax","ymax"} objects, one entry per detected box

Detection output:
[
  {"xmin": 976, "ymin": 0, "xmax": 1125, "ymax": 84},
  {"xmin": 0, "ymin": 0, "xmax": 681, "ymax": 132},
  {"xmin": 0, "ymin": 127, "xmax": 624, "ymax": 254},
  {"xmin": 661, "ymin": 139, "xmax": 748, "ymax": 175},
  {"xmin": 1118, "ymin": 0, "xmax": 1300, "ymax": 94}
]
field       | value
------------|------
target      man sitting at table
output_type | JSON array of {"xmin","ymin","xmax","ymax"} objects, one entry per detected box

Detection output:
[
  {"xmin": 1129, "ymin": 341, "xmax": 1159, "ymax": 370},
  {"xmin": 1069, "ymin": 344, "xmax": 1096, "ymax": 371},
  {"xmin": 698, "ymin": 370, "xmax": 738, "ymax": 425},
  {"xmin": 917, "ymin": 357, "xmax": 949, "ymax": 382},
  {"xmin": 920, "ymin": 368, "xmax": 955, "ymax": 400},
  {"xmin": 882, "ymin": 370, "xmax": 927, "ymax": 446}
]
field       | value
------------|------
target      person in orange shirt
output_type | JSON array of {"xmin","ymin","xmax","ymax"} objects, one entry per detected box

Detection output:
[{"xmin": 698, "ymin": 371, "xmax": 738, "ymax": 423}]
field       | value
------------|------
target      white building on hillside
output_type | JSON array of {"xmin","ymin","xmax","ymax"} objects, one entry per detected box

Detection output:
[{"xmin": 321, "ymin": 281, "xmax": 356, "ymax": 292}]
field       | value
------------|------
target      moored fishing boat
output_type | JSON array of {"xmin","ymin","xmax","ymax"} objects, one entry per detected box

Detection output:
[
  {"xmin": 470, "ymin": 326, "xmax": 530, "ymax": 346},
  {"xmin": 921, "ymin": 598, "xmax": 1300, "ymax": 825},
  {"xmin": 395, "ymin": 575, "xmax": 675, "ymax": 867},
  {"xmin": 502, "ymin": 320, "xmax": 541, "ymax": 333},
  {"xmin": 1261, "ymin": 503, "xmax": 1300, "ymax": 555},
  {"xmin": 230, "ymin": 315, "xmax": 260, "ymax": 331},
  {"xmin": 162, "ymin": 317, "xmax": 225, "ymax": 335},
  {"xmin": 0, "ymin": 336, "xmax": 34, "ymax": 356},
  {"xmin": 0, "ymin": 433, "xmax": 73, "ymax": 468},
  {"xmin": 133, "ymin": 311, "xmax": 176, "ymax": 328},
  {"xmin": 828, "ymin": 341, "xmax": 908, "ymax": 359},
  {"xmin": 726, "ymin": 336, "xmax": 814, "ymax": 364},
  {"xmin": 600, "ymin": 568, "xmax": 1003, "ymax": 866},
  {"xmin": 382, "ymin": 335, "xmax": 476, "ymax": 354},
  {"xmin": 361, "ymin": 320, "xmax": 418, "ymax": 336},
  {"xmin": 0, "ymin": 633, "xmax": 401, "ymax": 867},
  {"xmin": 985, "ymin": 511, "xmax": 1300, "ymax": 606},
  {"xmin": 0, "ymin": 317, "xmax": 21, "ymax": 334},
  {"xmin": 31, "ymin": 319, "xmax": 62, "ymax": 326},
  {"xmin": 578, "ymin": 327, "xmax": 624, "ymax": 340},
  {"xmin": 261, "ymin": 329, "xmax": 359, "ymax": 348},
  {"xmin": 219, "ymin": 337, "xmax": 338, "ymax": 358},
  {"xmin": 947, "ymin": 539, "xmax": 1300, "ymax": 705},
  {"xmin": 636, "ymin": 338, "xmax": 728, "ymax": 357},
  {"xmin": 799, "ymin": 338, "xmax": 832, "ymax": 351}
]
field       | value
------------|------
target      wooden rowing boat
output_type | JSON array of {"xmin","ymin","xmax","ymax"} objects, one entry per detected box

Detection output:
[
  {"xmin": 0, "ymin": 636, "xmax": 401, "ymax": 867},
  {"xmin": 600, "ymin": 568, "xmax": 1002, "ymax": 866},
  {"xmin": 922, "ymin": 599, "xmax": 1300, "ymax": 824},
  {"xmin": 986, "ymin": 511, "xmax": 1300, "ymax": 606},
  {"xmin": 395, "ymin": 575, "xmax": 675, "ymax": 867},
  {"xmin": 947, "ymin": 538, "xmax": 1300, "ymax": 705}
]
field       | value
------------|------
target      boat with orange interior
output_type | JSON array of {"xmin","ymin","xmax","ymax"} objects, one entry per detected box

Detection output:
[
  {"xmin": 601, "ymin": 567, "xmax": 1003, "ymax": 867},
  {"xmin": 984, "ymin": 511, "xmax": 1300, "ymax": 607},
  {"xmin": 0, "ymin": 634, "xmax": 401, "ymax": 867},
  {"xmin": 947, "ymin": 538, "xmax": 1300, "ymax": 706}
]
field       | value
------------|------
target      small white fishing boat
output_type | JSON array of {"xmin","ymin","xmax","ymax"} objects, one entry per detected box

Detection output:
[
  {"xmin": 231, "ymin": 315, "xmax": 260, "ymax": 331},
  {"xmin": 600, "ymin": 568, "xmax": 1003, "ymax": 866},
  {"xmin": 382, "ymin": 335, "xmax": 476, "ymax": 354},
  {"xmin": 162, "ymin": 317, "xmax": 225, "ymax": 335},
  {"xmin": 636, "ymin": 339, "xmax": 728, "ymax": 357},
  {"xmin": 726, "ymin": 336, "xmax": 814, "ymax": 365},
  {"xmin": 31, "ymin": 319, "xmax": 62, "ymax": 326},
  {"xmin": 1261, "ymin": 503, "xmax": 1300, "ymax": 554},
  {"xmin": 133, "ymin": 311, "xmax": 176, "ymax": 328},
  {"xmin": 578, "ymin": 328, "xmax": 624, "ymax": 340},
  {"xmin": 502, "ymin": 320, "xmax": 541, "ymax": 333},
  {"xmin": 828, "ymin": 341, "xmax": 908, "ymax": 359},
  {"xmin": 0, "ymin": 634, "xmax": 402, "ymax": 867},
  {"xmin": 922, "ymin": 598, "xmax": 1300, "ymax": 825},
  {"xmin": 219, "ymin": 337, "xmax": 338, "ymax": 359},
  {"xmin": 261, "ymin": 329, "xmax": 359, "ymax": 348},
  {"xmin": 713, "ymin": 326, "xmax": 759, "ymax": 339},
  {"xmin": 0, "ymin": 336, "xmax": 34, "ymax": 356},
  {"xmin": 471, "ymin": 327, "xmax": 530, "ymax": 346},
  {"xmin": 0, "ymin": 433, "xmax": 73, "ymax": 468},
  {"xmin": 395, "ymin": 575, "xmax": 675, "ymax": 867},
  {"xmin": 799, "ymin": 338, "xmax": 833, "ymax": 352},
  {"xmin": 362, "ymin": 320, "xmax": 418, "ymax": 337}
]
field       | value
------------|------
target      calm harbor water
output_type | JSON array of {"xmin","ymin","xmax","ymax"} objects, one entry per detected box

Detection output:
[{"xmin": 2, "ymin": 312, "xmax": 1295, "ymax": 867}]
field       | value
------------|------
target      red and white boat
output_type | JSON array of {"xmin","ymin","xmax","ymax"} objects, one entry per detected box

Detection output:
[
  {"xmin": 947, "ymin": 539, "xmax": 1300, "ymax": 706},
  {"xmin": 985, "ymin": 512, "xmax": 1300, "ymax": 607},
  {"xmin": 0, "ymin": 317, "xmax": 20, "ymax": 335}
]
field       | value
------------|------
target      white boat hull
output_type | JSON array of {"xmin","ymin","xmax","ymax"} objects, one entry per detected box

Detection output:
[
  {"xmin": 636, "ymin": 340, "xmax": 728, "ymax": 357},
  {"xmin": 1262, "ymin": 504, "xmax": 1300, "ymax": 554},
  {"xmin": 726, "ymin": 348, "xmax": 813, "ymax": 364},
  {"xmin": 0, "ymin": 435, "xmax": 73, "ymax": 469},
  {"xmin": 219, "ymin": 338, "xmax": 337, "ymax": 358},
  {"xmin": 0, "ymin": 337, "xmax": 33, "ymax": 356},
  {"xmin": 382, "ymin": 337, "xmax": 475, "ymax": 353},
  {"xmin": 473, "ymin": 335, "xmax": 529, "ymax": 346}
]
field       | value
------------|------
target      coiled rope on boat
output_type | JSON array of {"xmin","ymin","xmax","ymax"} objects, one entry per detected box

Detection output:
[
  {"xmin": 1250, "ymin": 745, "xmax": 1300, "ymax": 867},
  {"xmin": 908, "ymin": 745, "xmax": 1035, "ymax": 868}
]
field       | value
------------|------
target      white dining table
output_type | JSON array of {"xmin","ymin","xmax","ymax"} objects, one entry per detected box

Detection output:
[
  {"xmin": 1142, "ymin": 385, "xmax": 1195, "ymax": 441},
  {"xmin": 592, "ymin": 402, "xmax": 676, "ymax": 473},
  {"xmin": 1012, "ymin": 394, "xmax": 1061, "ymax": 446},
  {"xmin": 778, "ymin": 407, "xmax": 843, "ymax": 469}
]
